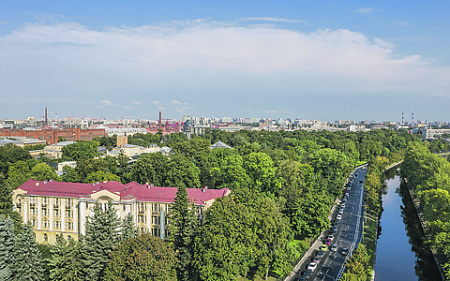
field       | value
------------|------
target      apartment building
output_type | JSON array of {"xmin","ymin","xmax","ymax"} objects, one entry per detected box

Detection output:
[{"xmin": 13, "ymin": 180, "xmax": 230, "ymax": 244}]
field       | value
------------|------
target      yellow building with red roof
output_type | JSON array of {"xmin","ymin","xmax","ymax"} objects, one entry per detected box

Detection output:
[{"xmin": 13, "ymin": 179, "xmax": 230, "ymax": 244}]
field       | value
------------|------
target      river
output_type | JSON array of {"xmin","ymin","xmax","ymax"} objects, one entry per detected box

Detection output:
[{"xmin": 374, "ymin": 169, "xmax": 442, "ymax": 281}]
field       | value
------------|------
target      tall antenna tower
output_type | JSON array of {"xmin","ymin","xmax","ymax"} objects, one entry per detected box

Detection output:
[
  {"xmin": 402, "ymin": 112, "xmax": 404, "ymax": 126},
  {"xmin": 411, "ymin": 112, "xmax": 415, "ymax": 127}
]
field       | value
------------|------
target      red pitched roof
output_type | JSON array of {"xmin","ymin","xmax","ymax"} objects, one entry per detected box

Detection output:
[{"xmin": 16, "ymin": 180, "xmax": 230, "ymax": 205}]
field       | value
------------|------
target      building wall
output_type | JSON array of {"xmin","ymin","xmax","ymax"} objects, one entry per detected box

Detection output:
[{"xmin": 0, "ymin": 128, "xmax": 106, "ymax": 144}]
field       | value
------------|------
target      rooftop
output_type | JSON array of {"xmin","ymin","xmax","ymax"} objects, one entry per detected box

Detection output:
[{"xmin": 16, "ymin": 179, "xmax": 230, "ymax": 205}]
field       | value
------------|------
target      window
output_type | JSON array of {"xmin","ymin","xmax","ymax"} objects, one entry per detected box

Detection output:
[
  {"xmin": 138, "ymin": 203, "xmax": 146, "ymax": 213},
  {"xmin": 152, "ymin": 228, "xmax": 160, "ymax": 237},
  {"xmin": 65, "ymin": 209, "xmax": 73, "ymax": 218},
  {"xmin": 42, "ymin": 208, "xmax": 48, "ymax": 216},
  {"xmin": 152, "ymin": 204, "xmax": 160, "ymax": 212},
  {"xmin": 65, "ymin": 198, "xmax": 72, "ymax": 207},
  {"xmin": 31, "ymin": 219, "xmax": 37, "ymax": 227},
  {"xmin": 152, "ymin": 216, "xmax": 160, "ymax": 225},
  {"xmin": 68, "ymin": 235, "xmax": 72, "ymax": 240},
  {"xmin": 54, "ymin": 220, "xmax": 61, "ymax": 229},
  {"xmin": 123, "ymin": 205, "xmax": 126, "ymax": 212},
  {"xmin": 43, "ymin": 233, "xmax": 48, "ymax": 242},
  {"xmin": 53, "ymin": 209, "xmax": 61, "ymax": 218},
  {"xmin": 138, "ymin": 215, "xmax": 146, "ymax": 224},
  {"xmin": 42, "ymin": 219, "xmax": 49, "ymax": 228},
  {"xmin": 65, "ymin": 221, "xmax": 73, "ymax": 230}
]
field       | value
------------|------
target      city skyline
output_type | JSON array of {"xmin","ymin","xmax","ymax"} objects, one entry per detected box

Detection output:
[{"xmin": 1, "ymin": 1, "xmax": 449, "ymax": 121}]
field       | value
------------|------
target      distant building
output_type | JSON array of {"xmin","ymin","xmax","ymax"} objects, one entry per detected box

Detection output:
[
  {"xmin": 107, "ymin": 144, "xmax": 160, "ymax": 158},
  {"xmin": 117, "ymin": 135, "xmax": 128, "ymax": 147},
  {"xmin": 423, "ymin": 128, "xmax": 450, "ymax": 139},
  {"xmin": 0, "ymin": 137, "xmax": 46, "ymax": 147},
  {"xmin": 29, "ymin": 141, "xmax": 76, "ymax": 159},
  {"xmin": 0, "ymin": 128, "xmax": 106, "ymax": 144},
  {"xmin": 13, "ymin": 180, "xmax": 231, "ymax": 244}
]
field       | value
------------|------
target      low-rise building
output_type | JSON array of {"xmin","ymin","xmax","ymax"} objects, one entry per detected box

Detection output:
[{"xmin": 13, "ymin": 180, "xmax": 231, "ymax": 244}]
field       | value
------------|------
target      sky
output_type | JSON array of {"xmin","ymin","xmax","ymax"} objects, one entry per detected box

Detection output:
[{"xmin": 1, "ymin": 0, "xmax": 449, "ymax": 122}]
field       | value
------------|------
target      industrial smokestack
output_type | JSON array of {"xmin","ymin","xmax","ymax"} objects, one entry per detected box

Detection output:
[
  {"xmin": 158, "ymin": 111, "xmax": 162, "ymax": 127},
  {"xmin": 402, "ymin": 112, "xmax": 404, "ymax": 126},
  {"xmin": 45, "ymin": 107, "xmax": 48, "ymax": 127},
  {"xmin": 412, "ymin": 112, "xmax": 415, "ymax": 126}
]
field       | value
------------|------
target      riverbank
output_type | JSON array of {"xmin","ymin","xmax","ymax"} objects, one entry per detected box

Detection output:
[{"xmin": 402, "ymin": 178, "xmax": 445, "ymax": 281}]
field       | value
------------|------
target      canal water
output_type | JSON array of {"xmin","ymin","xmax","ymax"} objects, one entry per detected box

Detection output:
[{"xmin": 374, "ymin": 169, "xmax": 441, "ymax": 281}]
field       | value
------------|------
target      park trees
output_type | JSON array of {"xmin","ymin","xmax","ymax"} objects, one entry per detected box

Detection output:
[
  {"xmin": 62, "ymin": 141, "xmax": 99, "ymax": 161},
  {"xmin": 169, "ymin": 185, "xmax": 199, "ymax": 281},
  {"xmin": 103, "ymin": 234, "xmax": 177, "ymax": 281}
]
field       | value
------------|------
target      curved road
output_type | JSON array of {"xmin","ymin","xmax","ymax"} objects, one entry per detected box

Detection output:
[{"xmin": 294, "ymin": 167, "xmax": 367, "ymax": 281}]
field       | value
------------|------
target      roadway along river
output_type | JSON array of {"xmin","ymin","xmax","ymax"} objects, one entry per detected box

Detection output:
[{"xmin": 374, "ymin": 170, "xmax": 441, "ymax": 281}]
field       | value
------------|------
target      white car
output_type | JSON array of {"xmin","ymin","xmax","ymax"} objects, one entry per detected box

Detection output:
[
  {"xmin": 331, "ymin": 244, "xmax": 338, "ymax": 252},
  {"xmin": 307, "ymin": 262, "xmax": 318, "ymax": 272},
  {"xmin": 338, "ymin": 208, "xmax": 344, "ymax": 214},
  {"xmin": 336, "ymin": 214, "xmax": 342, "ymax": 220}
]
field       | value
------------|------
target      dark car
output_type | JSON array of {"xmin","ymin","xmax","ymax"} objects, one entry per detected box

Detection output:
[
  {"xmin": 302, "ymin": 269, "xmax": 312, "ymax": 278},
  {"xmin": 317, "ymin": 250, "xmax": 325, "ymax": 257},
  {"xmin": 341, "ymin": 248, "xmax": 349, "ymax": 255},
  {"xmin": 360, "ymin": 180, "xmax": 363, "ymax": 183}
]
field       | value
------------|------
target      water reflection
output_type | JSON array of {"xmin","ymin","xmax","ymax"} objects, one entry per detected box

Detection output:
[{"xmin": 374, "ymin": 169, "xmax": 441, "ymax": 281}]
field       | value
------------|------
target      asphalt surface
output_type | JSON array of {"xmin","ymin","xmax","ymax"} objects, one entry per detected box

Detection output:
[{"xmin": 295, "ymin": 167, "xmax": 367, "ymax": 281}]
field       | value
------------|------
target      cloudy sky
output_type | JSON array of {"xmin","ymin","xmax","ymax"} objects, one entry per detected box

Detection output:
[{"xmin": 1, "ymin": 0, "xmax": 449, "ymax": 122}]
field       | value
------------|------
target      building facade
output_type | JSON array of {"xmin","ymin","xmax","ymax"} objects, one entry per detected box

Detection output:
[
  {"xmin": 13, "ymin": 180, "xmax": 230, "ymax": 244},
  {"xmin": 0, "ymin": 128, "xmax": 106, "ymax": 144}
]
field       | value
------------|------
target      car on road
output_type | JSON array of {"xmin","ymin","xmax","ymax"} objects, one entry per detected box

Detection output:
[
  {"xmin": 301, "ymin": 269, "xmax": 312, "ymax": 278},
  {"xmin": 325, "ymin": 238, "xmax": 332, "ymax": 246},
  {"xmin": 331, "ymin": 244, "xmax": 338, "ymax": 252},
  {"xmin": 360, "ymin": 180, "xmax": 363, "ymax": 183},
  {"xmin": 320, "ymin": 245, "xmax": 328, "ymax": 251},
  {"xmin": 341, "ymin": 248, "xmax": 349, "ymax": 255},
  {"xmin": 307, "ymin": 262, "xmax": 318, "ymax": 272},
  {"xmin": 296, "ymin": 277, "xmax": 306, "ymax": 281},
  {"xmin": 313, "ymin": 255, "xmax": 321, "ymax": 264}
]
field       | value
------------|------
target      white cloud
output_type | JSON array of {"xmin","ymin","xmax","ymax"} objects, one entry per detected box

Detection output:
[
  {"xmin": 357, "ymin": 7, "xmax": 382, "ymax": 14},
  {"xmin": 100, "ymin": 100, "xmax": 113, "ymax": 106},
  {"xmin": 0, "ymin": 18, "xmax": 449, "ymax": 117},
  {"xmin": 132, "ymin": 101, "xmax": 141, "ymax": 105},
  {"xmin": 357, "ymin": 7, "xmax": 374, "ymax": 14},
  {"xmin": 123, "ymin": 106, "xmax": 134, "ymax": 110},
  {"xmin": 242, "ymin": 17, "xmax": 303, "ymax": 23}
]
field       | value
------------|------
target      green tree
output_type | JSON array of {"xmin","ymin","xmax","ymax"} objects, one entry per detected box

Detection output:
[
  {"xmin": 0, "ymin": 216, "xmax": 15, "ymax": 280},
  {"xmin": 170, "ymin": 185, "xmax": 199, "ymax": 281},
  {"xmin": 103, "ymin": 234, "xmax": 177, "ymax": 281},
  {"xmin": 6, "ymin": 161, "xmax": 31, "ymax": 189},
  {"xmin": 62, "ymin": 141, "xmax": 99, "ymax": 161},
  {"xmin": 84, "ymin": 201, "xmax": 121, "ymax": 281},
  {"xmin": 31, "ymin": 163, "xmax": 59, "ymax": 181},
  {"xmin": 85, "ymin": 171, "xmax": 120, "ymax": 183},
  {"xmin": 12, "ymin": 222, "xmax": 44, "ymax": 281},
  {"xmin": 49, "ymin": 235, "xmax": 86, "ymax": 281},
  {"xmin": 243, "ymin": 152, "xmax": 280, "ymax": 195},
  {"xmin": 121, "ymin": 213, "xmax": 137, "ymax": 242}
]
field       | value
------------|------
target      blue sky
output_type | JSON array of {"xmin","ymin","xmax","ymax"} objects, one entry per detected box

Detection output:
[{"xmin": 1, "ymin": 1, "xmax": 449, "ymax": 122}]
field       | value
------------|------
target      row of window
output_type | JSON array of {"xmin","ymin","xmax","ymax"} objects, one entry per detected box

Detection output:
[
  {"xmin": 31, "ymin": 219, "xmax": 73, "ymax": 230},
  {"xmin": 29, "ymin": 208, "xmax": 73, "ymax": 218}
]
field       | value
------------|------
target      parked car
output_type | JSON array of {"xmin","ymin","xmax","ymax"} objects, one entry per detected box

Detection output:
[
  {"xmin": 320, "ymin": 245, "xmax": 328, "ymax": 251},
  {"xmin": 360, "ymin": 180, "xmax": 363, "ymax": 183},
  {"xmin": 331, "ymin": 244, "xmax": 338, "ymax": 252},
  {"xmin": 341, "ymin": 248, "xmax": 349, "ymax": 255},
  {"xmin": 307, "ymin": 262, "xmax": 318, "ymax": 272},
  {"xmin": 325, "ymin": 238, "xmax": 332, "ymax": 246},
  {"xmin": 317, "ymin": 250, "xmax": 325, "ymax": 257},
  {"xmin": 341, "ymin": 203, "xmax": 346, "ymax": 208},
  {"xmin": 336, "ymin": 214, "xmax": 342, "ymax": 220}
]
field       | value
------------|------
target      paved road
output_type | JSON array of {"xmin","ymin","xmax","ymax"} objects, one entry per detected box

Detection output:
[{"xmin": 297, "ymin": 167, "xmax": 367, "ymax": 281}]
